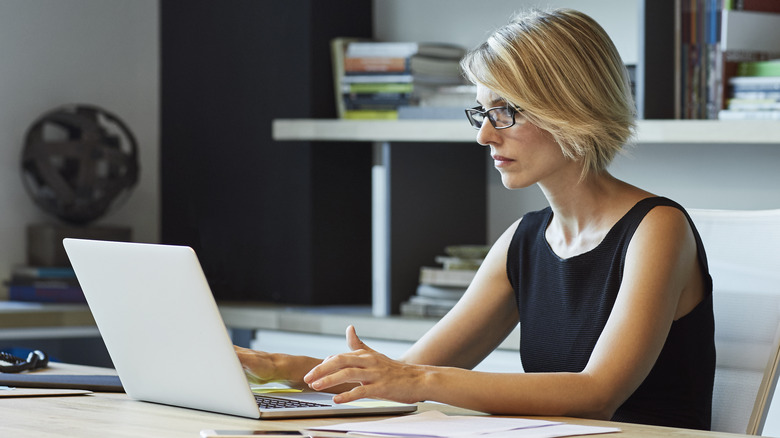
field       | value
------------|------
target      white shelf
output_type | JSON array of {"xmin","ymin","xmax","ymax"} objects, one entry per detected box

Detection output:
[{"xmin": 272, "ymin": 119, "xmax": 780, "ymax": 144}]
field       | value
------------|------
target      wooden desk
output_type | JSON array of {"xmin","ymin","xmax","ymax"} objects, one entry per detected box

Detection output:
[{"xmin": 0, "ymin": 364, "xmax": 745, "ymax": 438}]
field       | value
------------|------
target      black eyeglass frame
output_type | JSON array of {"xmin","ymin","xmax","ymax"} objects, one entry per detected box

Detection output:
[{"xmin": 464, "ymin": 105, "xmax": 525, "ymax": 130}]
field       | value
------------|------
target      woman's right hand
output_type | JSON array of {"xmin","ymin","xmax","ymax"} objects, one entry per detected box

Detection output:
[{"xmin": 234, "ymin": 345, "xmax": 280, "ymax": 385}]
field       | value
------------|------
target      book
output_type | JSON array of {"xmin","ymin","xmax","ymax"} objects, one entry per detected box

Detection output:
[
  {"xmin": 443, "ymin": 245, "xmax": 490, "ymax": 259},
  {"xmin": 718, "ymin": 109, "xmax": 780, "ymax": 119},
  {"xmin": 331, "ymin": 37, "xmax": 369, "ymax": 118},
  {"xmin": 727, "ymin": 97, "xmax": 780, "ymax": 110},
  {"xmin": 334, "ymin": 39, "xmax": 467, "ymax": 119},
  {"xmin": 343, "ymin": 110, "xmax": 398, "ymax": 120},
  {"xmin": 345, "ymin": 41, "xmax": 465, "ymax": 60},
  {"xmin": 8, "ymin": 283, "xmax": 86, "ymax": 303},
  {"xmin": 418, "ymin": 266, "xmax": 476, "ymax": 288},
  {"xmin": 729, "ymin": 75, "xmax": 780, "ymax": 90},
  {"xmin": 344, "ymin": 56, "xmax": 408, "ymax": 73},
  {"xmin": 415, "ymin": 283, "xmax": 467, "ymax": 300},
  {"xmin": 341, "ymin": 74, "xmax": 414, "ymax": 84},
  {"xmin": 737, "ymin": 60, "xmax": 780, "ymax": 76},
  {"xmin": 342, "ymin": 82, "xmax": 415, "ymax": 94},
  {"xmin": 5, "ymin": 265, "xmax": 85, "ymax": 303},
  {"xmin": 735, "ymin": 0, "xmax": 780, "ymax": 14},
  {"xmin": 11, "ymin": 266, "xmax": 76, "ymax": 279},
  {"xmin": 433, "ymin": 255, "xmax": 483, "ymax": 271},
  {"xmin": 400, "ymin": 300, "xmax": 453, "ymax": 318}
]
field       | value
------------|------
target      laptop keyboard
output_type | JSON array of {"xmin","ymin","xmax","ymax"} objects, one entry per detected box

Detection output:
[{"xmin": 254, "ymin": 394, "xmax": 330, "ymax": 409}]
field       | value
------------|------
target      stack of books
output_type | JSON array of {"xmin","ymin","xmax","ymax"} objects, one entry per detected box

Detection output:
[
  {"xmin": 719, "ymin": 59, "xmax": 780, "ymax": 119},
  {"xmin": 400, "ymin": 245, "xmax": 489, "ymax": 318},
  {"xmin": 332, "ymin": 39, "xmax": 468, "ymax": 119},
  {"xmin": 674, "ymin": 1, "xmax": 780, "ymax": 119},
  {"xmin": 4, "ymin": 265, "xmax": 85, "ymax": 303}
]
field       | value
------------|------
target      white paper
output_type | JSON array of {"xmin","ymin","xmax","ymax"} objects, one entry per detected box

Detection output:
[
  {"xmin": 458, "ymin": 423, "xmax": 621, "ymax": 438},
  {"xmin": 310, "ymin": 411, "xmax": 571, "ymax": 437}
]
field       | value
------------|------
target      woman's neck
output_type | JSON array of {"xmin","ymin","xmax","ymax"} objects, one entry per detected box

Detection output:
[{"xmin": 538, "ymin": 171, "xmax": 651, "ymax": 258}]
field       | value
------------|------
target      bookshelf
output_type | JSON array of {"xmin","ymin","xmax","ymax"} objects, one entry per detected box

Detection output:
[{"xmin": 273, "ymin": 119, "xmax": 780, "ymax": 144}]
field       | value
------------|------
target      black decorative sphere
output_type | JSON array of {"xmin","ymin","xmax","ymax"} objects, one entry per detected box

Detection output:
[{"xmin": 21, "ymin": 104, "xmax": 140, "ymax": 225}]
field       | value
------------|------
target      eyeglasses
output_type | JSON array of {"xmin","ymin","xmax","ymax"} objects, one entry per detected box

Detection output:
[{"xmin": 464, "ymin": 105, "xmax": 525, "ymax": 130}]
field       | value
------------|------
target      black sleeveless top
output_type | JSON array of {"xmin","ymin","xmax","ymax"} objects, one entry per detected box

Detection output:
[{"xmin": 507, "ymin": 197, "xmax": 715, "ymax": 430}]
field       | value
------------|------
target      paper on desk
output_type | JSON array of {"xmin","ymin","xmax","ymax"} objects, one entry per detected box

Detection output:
[
  {"xmin": 457, "ymin": 423, "xmax": 621, "ymax": 438},
  {"xmin": 309, "ymin": 411, "xmax": 619, "ymax": 438},
  {"xmin": 310, "ymin": 410, "xmax": 612, "ymax": 438},
  {"xmin": 0, "ymin": 387, "xmax": 92, "ymax": 398}
]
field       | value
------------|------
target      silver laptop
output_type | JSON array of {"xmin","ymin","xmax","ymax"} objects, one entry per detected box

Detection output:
[{"xmin": 62, "ymin": 238, "xmax": 417, "ymax": 419}]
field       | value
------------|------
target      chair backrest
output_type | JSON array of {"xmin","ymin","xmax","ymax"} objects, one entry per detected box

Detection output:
[{"xmin": 687, "ymin": 208, "xmax": 780, "ymax": 435}]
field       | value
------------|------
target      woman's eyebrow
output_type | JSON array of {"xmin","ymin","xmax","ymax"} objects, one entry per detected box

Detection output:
[{"xmin": 478, "ymin": 98, "xmax": 506, "ymax": 108}]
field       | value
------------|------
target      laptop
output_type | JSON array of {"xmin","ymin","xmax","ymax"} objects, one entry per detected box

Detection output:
[{"xmin": 62, "ymin": 238, "xmax": 417, "ymax": 419}]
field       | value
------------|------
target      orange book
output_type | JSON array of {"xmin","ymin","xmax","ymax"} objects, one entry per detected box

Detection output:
[{"xmin": 344, "ymin": 57, "xmax": 408, "ymax": 73}]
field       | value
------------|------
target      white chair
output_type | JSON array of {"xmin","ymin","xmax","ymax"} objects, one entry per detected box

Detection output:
[{"xmin": 687, "ymin": 208, "xmax": 780, "ymax": 435}]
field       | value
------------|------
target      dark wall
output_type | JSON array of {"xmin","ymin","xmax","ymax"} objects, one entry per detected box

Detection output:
[{"xmin": 160, "ymin": 1, "xmax": 373, "ymax": 304}]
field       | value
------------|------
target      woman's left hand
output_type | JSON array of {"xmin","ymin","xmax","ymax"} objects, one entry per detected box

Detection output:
[{"xmin": 303, "ymin": 325, "xmax": 427, "ymax": 404}]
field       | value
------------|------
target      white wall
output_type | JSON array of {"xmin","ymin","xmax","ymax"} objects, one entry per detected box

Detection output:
[{"xmin": 0, "ymin": 0, "xmax": 159, "ymax": 283}]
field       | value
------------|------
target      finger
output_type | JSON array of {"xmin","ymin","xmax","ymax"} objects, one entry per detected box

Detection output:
[
  {"xmin": 304, "ymin": 353, "xmax": 352, "ymax": 385},
  {"xmin": 308, "ymin": 364, "xmax": 370, "ymax": 392},
  {"xmin": 333, "ymin": 383, "xmax": 371, "ymax": 404},
  {"xmin": 346, "ymin": 325, "xmax": 371, "ymax": 352}
]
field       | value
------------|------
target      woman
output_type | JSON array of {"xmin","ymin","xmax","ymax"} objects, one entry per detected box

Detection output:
[{"xmin": 237, "ymin": 9, "xmax": 715, "ymax": 430}]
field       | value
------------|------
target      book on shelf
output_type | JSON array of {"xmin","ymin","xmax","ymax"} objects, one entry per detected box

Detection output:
[
  {"xmin": 344, "ymin": 41, "xmax": 466, "ymax": 59},
  {"xmin": 666, "ymin": 1, "xmax": 780, "ymax": 119},
  {"xmin": 719, "ymin": 62, "xmax": 780, "ymax": 119},
  {"xmin": 400, "ymin": 300, "xmax": 453, "ymax": 318},
  {"xmin": 415, "ymin": 283, "xmax": 468, "ymax": 300},
  {"xmin": 419, "ymin": 266, "xmax": 476, "ymax": 288},
  {"xmin": 5, "ymin": 265, "xmax": 85, "ymax": 303},
  {"xmin": 332, "ymin": 38, "xmax": 468, "ymax": 119},
  {"xmin": 10, "ymin": 265, "xmax": 76, "ymax": 279},
  {"xmin": 718, "ymin": 109, "xmax": 780, "ymax": 119},
  {"xmin": 726, "ymin": 97, "xmax": 780, "ymax": 110},
  {"xmin": 331, "ymin": 37, "xmax": 369, "ymax": 119},
  {"xmin": 400, "ymin": 245, "xmax": 488, "ymax": 318},
  {"xmin": 733, "ymin": 0, "xmax": 780, "ymax": 13}
]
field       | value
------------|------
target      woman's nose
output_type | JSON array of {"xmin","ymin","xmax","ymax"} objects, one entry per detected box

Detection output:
[{"xmin": 476, "ymin": 121, "xmax": 496, "ymax": 146}]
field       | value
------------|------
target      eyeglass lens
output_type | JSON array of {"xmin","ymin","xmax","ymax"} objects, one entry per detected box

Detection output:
[{"xmin": 467, "ymin": 107, "xmax": 515, "ymax": 129}]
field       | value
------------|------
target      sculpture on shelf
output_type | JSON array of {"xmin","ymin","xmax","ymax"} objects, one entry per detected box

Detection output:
[
  {"xmin": 21, "ymin": 104, "xmax": 139, "ymax": 225},
  {"xmin": 19, "ymin": 104, "xmax": 140, "ymax": 266}
]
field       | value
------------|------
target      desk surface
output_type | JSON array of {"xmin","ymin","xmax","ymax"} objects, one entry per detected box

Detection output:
[{"xmin": 0, "ymin": 363, "xmax": 745, "ymax": 438}]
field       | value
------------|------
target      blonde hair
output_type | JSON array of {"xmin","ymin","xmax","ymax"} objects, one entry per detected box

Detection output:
[{"xmin": 461, "ymin": 9, "xmax": 636, "ymax": 177}]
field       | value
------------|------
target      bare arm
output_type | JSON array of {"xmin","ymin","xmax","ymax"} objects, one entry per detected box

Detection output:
[
  {"xmin": 234, "ymin": 218, "xmax": 521, "ymax": 390},
  {"xmin": 304, "ymin": 207, "xmax": 703, "ymax": 419},
  {"xmin": 400, "ymin": 219, "xmax": 521, "ymax": 369}
]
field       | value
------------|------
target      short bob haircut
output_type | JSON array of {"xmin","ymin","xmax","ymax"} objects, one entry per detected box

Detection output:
[{"xmin": 461, "ymin": 9, "xmax": 636, "ymax": 178}]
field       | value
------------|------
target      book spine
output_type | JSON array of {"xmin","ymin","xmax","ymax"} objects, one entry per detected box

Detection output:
[
  {"xmin": 342, "ymin": 82, "xmax": 415, "ymax": 94},
  {"xmin": 740, "ymin": 0, "xmax": 780, "ymax": 13},
  {"xmin": 345, "ymin": 57, "xmax": 409, "ymax": 73},
  {"xmin": 418, "ymin": 267, "xmax": 476, "ymax": 287},
  {"xmin": 341, "ymin": 74, "xmax": 414, "ymax": 84},
  {"xmin": 342, "ymin": 110, "xmax": 399, "ymax": 120},
  {"xmin": 718, "ymin": 109, "xmax": 780, "ymax": 119},
  {"xmin": 400, "ymin": 301, "xmax": 451, "ymax": 318},
  {"xmin": 8, "ymin": 285, "xmax": 86, "ymax": 303},
  {"xmin": 345, "ymin": 42, "xmax": 419, "ymax": 58},
  {"xmin": 12, "ymin": 266, "xmax": 77, "ymax": 278}
]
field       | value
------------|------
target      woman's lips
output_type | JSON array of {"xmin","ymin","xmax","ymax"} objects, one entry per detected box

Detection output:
[{"xmin": 492, "ymin": 154, "xmax": 514, "ymax": 167}]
